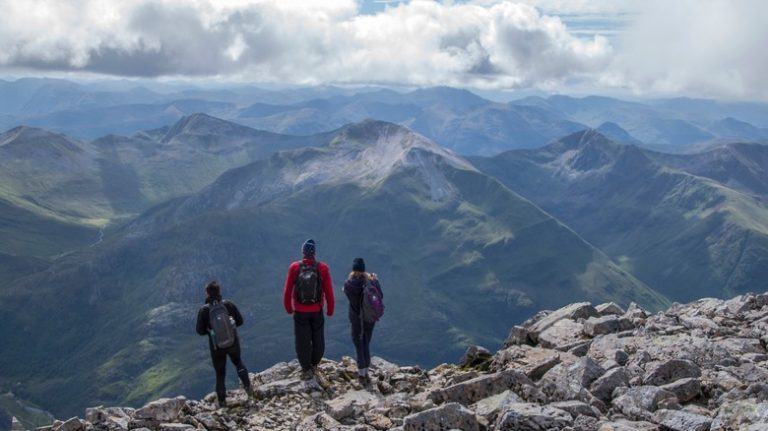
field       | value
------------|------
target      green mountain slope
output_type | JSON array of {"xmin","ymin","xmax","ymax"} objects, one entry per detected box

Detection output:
[
  {"xmin": 471, "ymin": 130, "xmax": 768, "ymax": 300},
  {"xmin": 0, "ymin": 121, "xmax": 667, "ymax": 418}
]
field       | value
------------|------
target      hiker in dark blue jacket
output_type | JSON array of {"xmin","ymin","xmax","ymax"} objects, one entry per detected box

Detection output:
[
  {"xmin": 196, "ymin": 281, "xmax": 253, "ymax": 407},
  {"xmin": 342, "ymin": 257, "xmax": 383, "ymax": 387}
]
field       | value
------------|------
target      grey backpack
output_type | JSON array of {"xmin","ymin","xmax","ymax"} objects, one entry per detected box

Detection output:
[{"xmin": 208, "ymin": 301, "xmax": 236, "ymax": 349}]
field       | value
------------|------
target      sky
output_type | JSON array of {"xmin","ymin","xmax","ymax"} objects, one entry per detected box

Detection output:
[{"xmin": 1, "ymin": 0, "xmax": 767, "ymax": 101}]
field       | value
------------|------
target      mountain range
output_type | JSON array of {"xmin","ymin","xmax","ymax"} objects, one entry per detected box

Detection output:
[
  {"xmin": 1, "ymin": 92, "xmax": 767, "ymax": 422},
  {"xmin": 0, "ymin": 119, "xmax": 667, "ymax": 419},
  {"xmin": 3, "ymin": 79, "xmax": 768, "ymax": 153}
]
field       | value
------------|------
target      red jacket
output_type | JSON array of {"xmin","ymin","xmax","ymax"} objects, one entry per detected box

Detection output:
[{"xmin": 283, "ymin": 258, "xmax": 335, "ymax": 316}]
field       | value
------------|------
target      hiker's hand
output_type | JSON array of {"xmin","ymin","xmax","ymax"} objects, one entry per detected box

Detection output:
[{"xmin": 369, "ymin": 272, "xmax": 377, "ymax": 280}]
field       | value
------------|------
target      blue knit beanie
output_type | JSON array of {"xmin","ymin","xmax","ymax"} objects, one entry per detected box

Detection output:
[{"xmin": 302, "ymin": 239, "xmax": 316, "ymax": 257}]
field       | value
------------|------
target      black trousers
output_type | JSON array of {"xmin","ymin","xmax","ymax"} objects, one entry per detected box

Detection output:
[
  {"xmin": 350, "ymin": 313, "xmax": 375, "ymax": 369},
  {"xmin": 293, "ymin": 311, "xmax": 325, "ymax": 371},
  {"xmin": 210, "ymin": 342, "xmax": 250, "ymax": 402}
]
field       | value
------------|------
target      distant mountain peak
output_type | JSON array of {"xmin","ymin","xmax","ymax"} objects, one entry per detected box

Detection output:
[
  {"xmin": 161, "ymin": 113, "xmax": 253, "ymax": 143},
  {"xmin": 545, "ymin": 129, "xmax": 653, "ymax": 175}
]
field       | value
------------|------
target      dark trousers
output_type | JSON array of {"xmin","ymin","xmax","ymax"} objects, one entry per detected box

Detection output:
[
  {"xmin": 210, "ymin": 342, "xmax": 250, "ymax": 402},
  {"xmin": 293, "ymin": 311, "xmax": 325, "ymax": 371},
  {"xmin": 350, "ymin": 313, "xmax": 375, "ymax": 369}
]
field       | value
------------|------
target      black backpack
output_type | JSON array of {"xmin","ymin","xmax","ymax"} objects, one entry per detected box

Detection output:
[
  {"xmin": 208, "ymin": 301, "xmax": 237, "ymax": 349},
  {"xmin": 294, "ymin": 262, "xmax": 322, "ymax": 305}
]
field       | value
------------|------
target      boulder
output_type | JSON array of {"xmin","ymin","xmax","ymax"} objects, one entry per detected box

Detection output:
[
  {"xmin": 596, "ymin": 302, "xmax": 626, "ymax": 316},
  {"xmin": 597, "ymin": 419, "xmax": 659, "ymax": 431},
  {"xmin": 158, "ymin": 424, "xmax": 194, "ymax": 431},
  {"xmin": 490, "ymin": 345, "xmax": 571, "ymax": 380},
  {"xmin": 296, "ymin": 412, "xmax": 342, "ymax": 431},
  {"xmin": 528, "ymin": 302, "xmax": 599, "ymax": 343},
  {"xmin": 540, "ymin": 357, "xmax": 606, "ymax": 402},
  {"xmin": 538, "ymin": 318, "xmax": 588, "ymax": 350},
  {"xmin": 583, "ymin": 315, "xmax": 634, "ymax": 337},
  {"xmin": 653, "ymin": 409, "xmax": 711, "ymax": 431},
  {"xmin": 325, "ymin": 390, "xmax": 380, "ymax": 420},
  {"xmin": 503, "ymin": 325, "xmax": 531, "ymax": 347},
  {"xmin": 84, "ymin": 406, "xmax": 134, "ymax": 429},
  {"xmin": 134, "ymin": 397, "xmax": 186, "ymax": 422},
  {"xmin": 548, "ymin": 400, "xmax": 600, "ymax": 418},
  {"xmin": 660, "ymin": 377, "xmax": 701, "ymax": 403},
  {"xmin": 459, "ymin": 345, "xmax": 492, "ymax": 368},
  {"xmin": 710, "ymin": 401, "xmax": 768, "ymax": 430},
  {"xmin": 429, "ymin": 369, "xmax": 532, "ymax": 406},
  {"xmin": 643, "ymin": 359, "xmax": 701, "ymax": 386},
  {"xmin": 612, "ymin": 386, "xmax": 679, "ymax": 421},
  {"xmin": 402, "ymin": 402, "xmax": 481, "ymax": 431},
  {"xmin": 589, "ymin": 367, "xmax": 630, "ymax": 403},
  {"xmin": 472, "ymin": 390, "xmax": 522, "ymax": 423},
  {"xmin": 495, "ymin": 402, "xmax": 573, "ymax": 430},
  {"xmin": 52, "ymin": 417, "xmax": 85, "ymax": 431}
]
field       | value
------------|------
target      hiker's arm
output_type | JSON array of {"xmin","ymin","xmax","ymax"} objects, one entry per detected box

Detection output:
[
  {"xmin": 195, "ymin": 307, "xmax": 208, "ymax": 335},
  {"xmin": 320, "ymin": 264, "xmax": 335, "ymax": 316},
  {"xmin": 230, "ymin": 302, "xmax": 244, "ymax": 326},
  {"xmin": 372, "ymin": 278, "xmax": 383, "ymax": 298},
  {"xmin": 283, "ymin": 263, "xmax": 298, "ymax": 314}
]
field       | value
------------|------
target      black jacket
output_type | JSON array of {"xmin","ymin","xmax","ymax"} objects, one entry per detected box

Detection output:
[
  {"xmin": 343, "ymin": 274, "xmax": 383, "ymax": 317},
  {"xmin": 196, "ymin": 298, "xmax": 244, "ymax": 349}
]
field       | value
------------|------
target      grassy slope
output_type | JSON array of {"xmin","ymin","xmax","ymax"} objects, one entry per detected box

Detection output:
[{"xmin": 471, "ymin": 132, "xmax": 768, "ymax": 301}]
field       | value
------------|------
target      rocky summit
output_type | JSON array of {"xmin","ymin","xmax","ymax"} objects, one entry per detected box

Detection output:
[{"xmin": 35, "ymin": 293, "xmax": 768, "ymax": 431}]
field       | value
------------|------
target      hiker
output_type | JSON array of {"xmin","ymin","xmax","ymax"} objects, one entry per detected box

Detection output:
[
  {"xmin": 343, "ymin": 257, "xmax": 384, "ymax": 387},
  {"xmin": 283, "ymin": 239, "xmax": 335, "ymax": 380},
  {"xmin": 195, "ymin": 280, "xmax": 253, "ymax": 407}
]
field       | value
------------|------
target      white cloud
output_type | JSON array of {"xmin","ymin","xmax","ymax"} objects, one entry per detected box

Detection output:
[
  {"xmin": 610, "ymin": 0, "xmax": 768, "ymax": 101},
  {"xmin": 0, "ymin": 0, "xmax": 610, "ymax": 88},
  {"xmin": 1, "ymin": 0, "xmax": 766, "ymax": 101}
]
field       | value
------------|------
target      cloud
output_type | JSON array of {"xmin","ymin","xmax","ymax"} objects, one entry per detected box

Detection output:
[
  {"xmin": 0, "ymin": 0, "xmax": 611, "ymax": 88},
  {"xmin": 1, "ymin": 0, "xmax": 766, "ymax": 101},
  {"xmin": 610, "ymin": 0, "xmax": 768, "ymax": 101}
]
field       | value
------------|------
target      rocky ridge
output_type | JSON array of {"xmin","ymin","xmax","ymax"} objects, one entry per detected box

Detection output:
[{"xmin": 34, "ymin": 293, "xmax": 768, "ymax": 431}]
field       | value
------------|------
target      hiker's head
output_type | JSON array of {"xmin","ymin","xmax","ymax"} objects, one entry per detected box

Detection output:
[
  {"xmin": 302, "ymin": 239, "xmax": 316, "ymax": 258},
  {"xmin": 205, "ymin": 280, "xmax": 221, "ymax": 300},
  {"xmin": 352, "ymin": 257, "xmax": 365, "ymax": 272}
]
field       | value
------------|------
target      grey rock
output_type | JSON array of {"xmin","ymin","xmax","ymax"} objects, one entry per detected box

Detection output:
[
  {"xmin": 660, "ymin": 377, "xmax": 701, "ymax": 403},
  {"xmin": 158, "ymin": 424, "xmax": 194, "ymax": 431},
  {"xmin": 472, "ymin": 390, "xmax": 522, "ymax": 423},
  {"xmin": 590, "ymin": 367, "xmax": 630, "ymax": 403},
  {"xmin": 134, "ymin": 397, "xmax": 186, "ymax": 422},
  {"xmin": 490, "ymin": 345, "xmax": 569, "ymax": 379},
  {"xmin": 429, "ymin": 369, "xmax": 532, "ymax": 406},
  {"xmin": 596, "ymin": 302, "xmax": 626, "ymax": 316},
  {"xmin": 583, "ymin": 315, "xmax": 634, "ymax": 337},
  {"xmin": 612, "ymin": 386, "xmax": 678, "ymax": 421},
  {"xmin": 325, "ymin": 390, "xmax": 380, "ymax": 420},
  {"xmin": 711, "ymin": 401, "xmax": 768, "ymax": 429},
  {"xmin": 538, "ymin": 318, "xmax": 588, "ymax": 350},
  {"xmin": 84, "ymin": 406, "xmax": 133, "ymax": 430},
  {"xmin": 653, "ymin": 409, "xmax": 711, "ymax": 431},
  {"xmin": 495, "ymin": 402, "xmax": 573, "ymax": 430},
  {"xmin": 504, "ymin": 325, "xmax": 531, "ymax": 347},
  {"xmin": 643, "ymin": 359, "xmax": 701, "ymax": 386},
  {"xmin": 528, "ymin": 302, "xmax": 599, "ymax": 343},
  {"xmin": 597, "ymin": 419, "xmax": 659, "ymax": 431},
  {"xmin": 297, "ymin": 412, "xmax": 342, "ymax": 431},
  {"xmin": 549, "ymin": 400, "xmax": 600, "ymax": 418},
  {"xmin": 540, "ymin": 357, "xmax": 606, "ymax": 402},
  {"xmin": 459, "ymin": 345, "xmax": 492, "ymax": 368},
  {"xmin": 52, "ymin": 417, "xmax": 84, "ymax": 431},
  {"xmin": 402, "ymin": 402, "xmax": 481, "ymax": 431},
  {"xmin": 568, "ymin": 341, "xmax": 593, "ymax": 357}
]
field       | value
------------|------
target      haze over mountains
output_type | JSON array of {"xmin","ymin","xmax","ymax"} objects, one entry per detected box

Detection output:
[
  {"xmin": 3, "ymin": 78, "xmax": 768, "ymax": 154},
  {"xmin": 1, "ymin": 82, "xmax": 768, "ymax": 424}
]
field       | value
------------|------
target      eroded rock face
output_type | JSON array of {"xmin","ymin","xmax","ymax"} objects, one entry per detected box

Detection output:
[{"xmin": 48, "ymin": 292, "xmax": 768, "ymax": 431}]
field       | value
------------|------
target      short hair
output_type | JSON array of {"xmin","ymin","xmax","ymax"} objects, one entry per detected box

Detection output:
[{"xmin": 205, "ymin": 280, "xmax": 221, "ymax": 298}]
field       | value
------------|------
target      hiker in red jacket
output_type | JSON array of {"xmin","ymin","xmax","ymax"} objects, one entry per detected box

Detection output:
[{"xmin": 283, "ymin": 239, "xmax": 335, "ymax": 380}]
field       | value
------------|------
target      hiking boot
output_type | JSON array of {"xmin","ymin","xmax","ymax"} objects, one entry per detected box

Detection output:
[
  {"xmin": 244, "ymin": 386, "xmax": 255, "ymax": 399},
  {"xmin": 217, "ymin": 399, "xmax": 227, "ymax": 409},
  {"xmin": 300, "ymin": 368, "xmax": 314, "ymax": 381}
]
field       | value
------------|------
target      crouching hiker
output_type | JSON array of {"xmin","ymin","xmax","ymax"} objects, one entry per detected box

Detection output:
[
  {"xmin": 343, "ymin": 258, "xmax": 384, "ymax": 387},
  {"xmin": 196, "ymin": 280, "xmax": 254, "ymax": 407}
]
